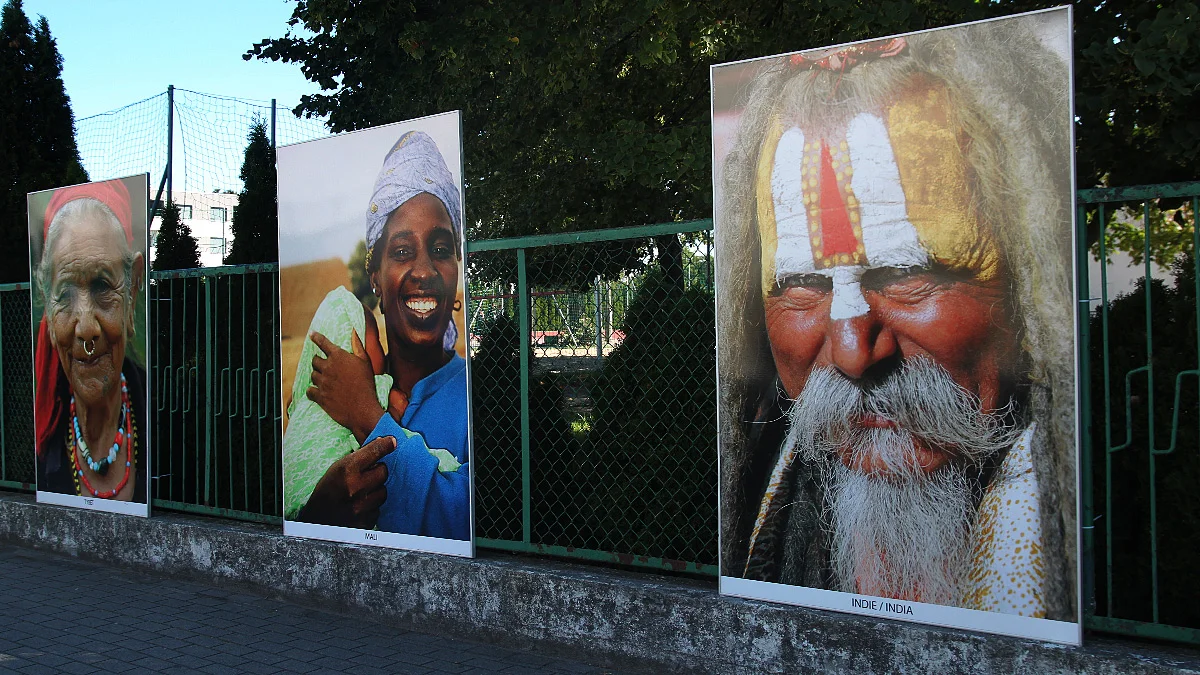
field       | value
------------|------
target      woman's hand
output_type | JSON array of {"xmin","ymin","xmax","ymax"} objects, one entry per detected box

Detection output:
[
  {"xmin": 296, "ymin": 435, "xmax": 395, "ymax": 529},
  {"xmin": 308, "ymin": 330, "xmax": 384, "ymax": 444}
]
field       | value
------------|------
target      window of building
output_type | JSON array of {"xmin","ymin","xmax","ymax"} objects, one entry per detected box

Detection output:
[
  {"xmin": 179, "ymin": 205, "xmax": 193, "ymax": 219},
  {"xmin": 209, "ymin": 237, "xmax": 225, "ymax": 250},
  {"xmin": 210, "ymin": 207, "xmax": 227, "ymax": 222}
]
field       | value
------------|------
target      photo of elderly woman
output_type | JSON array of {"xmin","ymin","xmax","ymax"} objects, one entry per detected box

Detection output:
[
  {"xmin": 278, "ymin": 112, "xmax": 471, "ymax": 556},
  {"xmin": 27, "ymin": 175, "xmax": 150, "ymax": 517}
]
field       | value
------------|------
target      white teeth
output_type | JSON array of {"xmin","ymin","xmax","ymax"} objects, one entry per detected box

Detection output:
[{"xmin": 405, "ymin": 298, "xmax": 438, "ymax": 313}]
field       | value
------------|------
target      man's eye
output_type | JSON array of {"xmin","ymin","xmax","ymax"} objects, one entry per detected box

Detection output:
[
  {"xmin": 773, "ymin": 273, "xmax": 832, "ymax": 295},
  {"xmin": 860, "ymin": 265, "xmax": 941, "ymax": 290}
]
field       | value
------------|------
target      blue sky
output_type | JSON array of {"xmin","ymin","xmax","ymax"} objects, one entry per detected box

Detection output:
[{"xmin": 22, "ymin": 0, "xmax": 323, "ymax": 119}]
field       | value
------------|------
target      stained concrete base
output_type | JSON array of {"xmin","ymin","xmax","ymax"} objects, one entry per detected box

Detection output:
[{"xmin": 0, "ymin": 492, "xmax": 1196, "ymax": 674}]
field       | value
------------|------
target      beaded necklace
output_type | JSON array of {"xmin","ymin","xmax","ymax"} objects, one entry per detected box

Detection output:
[
  {"xmin": 70, "ymin": 374, "xmax": 129, "ymax": 475},
  {"xmin": 70, "ymin": 375, "xmax": 137, "ymax": 499}
]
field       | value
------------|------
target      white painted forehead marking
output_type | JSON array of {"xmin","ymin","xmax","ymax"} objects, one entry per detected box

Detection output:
[
  {"xmin": 846, "ymin": 113, "xmax": 927, "ymax": 269},
  {"xmin": 768, "ymin": 115, "xmax": 929, "ymax": 321},
  {"xmin": 771, "ymin": 127, "xmax": 815, "ymax": 276}
]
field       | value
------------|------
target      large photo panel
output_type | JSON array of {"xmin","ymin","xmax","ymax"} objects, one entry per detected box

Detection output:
[
  {"xmin": 712, "ymin": 8, "xmax": 1079, "ymax": 643},
  {"xmin": 28, "ymin": 174, "xmax": 151, "ymax": 518},
  {"xmin": 277, "ymin": 111, "xmax": 473, "ymax": 557}
]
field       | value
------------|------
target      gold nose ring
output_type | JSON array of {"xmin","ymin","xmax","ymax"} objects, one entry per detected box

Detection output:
[{"xmin": 83, "ymin": 339, "xmax": 96, "ymax": 356}]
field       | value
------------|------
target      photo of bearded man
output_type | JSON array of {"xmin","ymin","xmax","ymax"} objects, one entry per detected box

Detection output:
[{"xmin": 713, "ymin": 9, "xmax": 1078, "ymax": 634}]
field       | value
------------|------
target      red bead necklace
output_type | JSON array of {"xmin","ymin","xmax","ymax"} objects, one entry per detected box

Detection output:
[{"xmin": 70, "ymin": 386, "xmax": 137, "ymax": 499}]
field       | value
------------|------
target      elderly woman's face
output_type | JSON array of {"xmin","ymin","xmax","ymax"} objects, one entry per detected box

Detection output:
[
  {"xmin": 372, "ymin": 192, "xmax": 459, "ymax": 352},
  {"xmin": 47, "ymin": 213, "xmax": 134, "ymax": 407}
]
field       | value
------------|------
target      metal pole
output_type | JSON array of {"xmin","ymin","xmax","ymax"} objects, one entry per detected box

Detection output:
[
  {"xmin": 166, "ymin": 85, "xmax": 174, "ymax": 204},
  {"xmin": 270, "ymin": 99, "xmax": 277, "ymax": 150},
  {"xmin": 595, "ymin": 276, "xmax": 603, "ymax": 364},
  {"xmin": 517, "ymin": 249, "xmax": 531, "ymax": 544}
]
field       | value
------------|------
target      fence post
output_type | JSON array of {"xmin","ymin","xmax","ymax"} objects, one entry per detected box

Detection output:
[
  {"xmin": 270, "ymin": 99, "xmax": 277, "ymax": 150},
  {"xmin": 0, "ymin": 295, "xmax": 6, "ymax": 482},
  {"xmin": 594, "ymin": 276, "xmax": 603, "ymax": 364},
  {"xmin": 1076, "ymin": 200, "xmax": 1094, "ymax": 620},
  {"xmin": 203, "ymin": 277, "xmax": 213, "ymax": 506},
  {"xmin": 517, "ymin": 249, "xmax": 532, "ymax": 544},
  {"xmin": 166, "ymin": 85, "xmax": 174, "ymax": 203}
]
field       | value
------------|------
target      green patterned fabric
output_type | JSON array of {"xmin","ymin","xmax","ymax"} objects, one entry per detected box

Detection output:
[{"xmin": 282, "ymin": 287, "xmax": 400, "ymax": 520}]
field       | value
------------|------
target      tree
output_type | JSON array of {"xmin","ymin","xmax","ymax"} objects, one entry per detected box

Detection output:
[
  {"xmin": 152, "ymin": 202, "xmax": 201, "ymax": 271},
  {"xmin": 0, "ymin": 0, "xmax": 87, "ymax": 283},
  {"xmin": 251, "ymin": 1, "xmax": 1200, "ymax": 277},
  {"xmin": 224, "ymin": 118, "xmax": 277, "ymax": 264}
]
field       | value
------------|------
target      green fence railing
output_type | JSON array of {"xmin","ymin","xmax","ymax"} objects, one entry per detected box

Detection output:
[
  {"xmin": 1077, "ymin": 181, "xmax": 1200, "ymax": 645},
  {"xmin": 0, "ymin": 282, "xmax": 34, "ymax": 492},
  {"xmin": 148, "ymin": 264, "xmax": 282, "ymax": 524},
  {"xmin": 467, "ymin": 219, "xmax": 717, "ymax": 575}
]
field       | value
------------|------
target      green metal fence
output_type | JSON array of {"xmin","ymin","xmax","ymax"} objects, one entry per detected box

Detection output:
[
  {"xmin": 467, "ymin": 219, "xmax": 716, "ymax": 574},
  {"xmin": 1077, "ymin": 181, "xmax": 1200, "ymax": 645},
  {"xmin": 3, "ymin": 186, "xmax": 1200, "ymax": 644},
  {"xmin": 148, "ymin": 264, "xmax": 282, "ymax": 524},
  {"xmin": 0, "ymin": 282, "xmax": 34, "ymax": 491}
]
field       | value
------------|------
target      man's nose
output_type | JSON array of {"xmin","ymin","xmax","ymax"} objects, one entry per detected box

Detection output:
[{"xmin": 827, "ymin": 312, "xmax": 897, "ymax": 380}]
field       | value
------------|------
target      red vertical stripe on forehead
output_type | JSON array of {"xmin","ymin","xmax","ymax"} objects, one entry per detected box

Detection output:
[{"xmin": 819, "ymin": 143, "xmax": 857, "ymax": 260}]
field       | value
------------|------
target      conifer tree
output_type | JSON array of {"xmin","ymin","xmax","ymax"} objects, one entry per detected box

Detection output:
[
  {"xmin": 0, "ymin": 0, "xmax": 86, "ymax": 282},
  {"xmin": 152, "ymin": 202, "xmax": 201, "ymax": 271},
  {"xmin": 224, "ymin": 119, "xmax": 277, "ymax": 264}
]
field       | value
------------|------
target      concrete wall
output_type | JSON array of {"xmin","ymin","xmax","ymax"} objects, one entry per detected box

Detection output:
[{"xmin": 1, "ymin": 492, "xmax": 1197, "ymax": 674}]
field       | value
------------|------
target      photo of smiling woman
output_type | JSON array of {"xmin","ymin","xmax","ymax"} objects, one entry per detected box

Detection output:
[
  {"xmin": 28, "ymin": 174, "xmax": 150, "ymax": 517},
  {"xmin": 277, "ymin": 112, "xmax": 471, "ymax": 556}
]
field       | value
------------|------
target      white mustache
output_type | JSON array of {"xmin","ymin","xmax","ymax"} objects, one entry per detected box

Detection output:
[{"xmin": 787, "ymin": 358, "xmax": 1022, "ymax": 476}]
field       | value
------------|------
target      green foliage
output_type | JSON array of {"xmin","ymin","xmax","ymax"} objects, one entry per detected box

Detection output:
[
  {"xmin": 250, "ymin": 0, "xmax": 987, "ymax": 285},
  {"xmin": 0, "ymin": 0, "xmax": 87, "ymax": 283},
  {"xmin": 152, "ymin": 201, "xmax": 201, "ymax": 271},
  {"xmin": 347, "ymin": 239, "xmax": 376, "ymax": 309},
  {"xmin": 224, "ymin": 119, "xmax": 277, "ymax": 264},
  {"xmin": 251, "ymin": 0, "xmax": 1200, "ymax": 269},
  {"xmin": 1067, "ymin": 0, "xmax": 1200, "ymax": 188},
  {"xmin": 1091, "ymin": 200, "xmax": 1196, "ymax": 268}
]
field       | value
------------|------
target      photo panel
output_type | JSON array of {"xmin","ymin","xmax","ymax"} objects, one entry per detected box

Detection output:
[
  {"xmin": 28, "ymin": 173, "xmax": 151, "ymax": 517},
  {"xmin": 712, "ymin": 8, "xmax": 1079, "ymax": 643},
  {"xmin": 277, "ymin": 111, "xmax": 473, "ymax": 557}
]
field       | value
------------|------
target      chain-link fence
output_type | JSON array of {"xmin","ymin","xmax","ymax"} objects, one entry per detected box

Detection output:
[
  {"xmin": 0, "ymin": 283, "xmax": 34, "ymax": 489},
  {"xmin": 469, "ymin": 220, "xmax": 717, "ymax": 574}
]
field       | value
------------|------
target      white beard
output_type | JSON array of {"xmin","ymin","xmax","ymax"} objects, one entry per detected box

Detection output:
[
  {"xmin": 782, "ymin": 360, "xmax": 1022, "ymax": 604},
  {"xmin": 826, "ymin": 461, "xmax": 975, "ymax": 604}
]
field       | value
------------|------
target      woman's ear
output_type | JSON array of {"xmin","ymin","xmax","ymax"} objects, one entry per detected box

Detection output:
[
  {"xmin": 130, "ymin": 252, "xmax": 145, "ymax": 295},
  {"xmin": 369, "ymin": 269, "xmax": 380, "ymax": 298}
]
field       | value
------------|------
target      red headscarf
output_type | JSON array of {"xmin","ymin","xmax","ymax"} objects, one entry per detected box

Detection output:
[{"xmin": 34, "ymin": 179, "xmax": 134, "ymax": 457}]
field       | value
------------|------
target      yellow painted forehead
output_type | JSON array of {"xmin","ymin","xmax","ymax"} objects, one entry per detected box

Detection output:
[{"xmin": 755, "ymin": 76, "xmax": 1000, "ymax": 297}]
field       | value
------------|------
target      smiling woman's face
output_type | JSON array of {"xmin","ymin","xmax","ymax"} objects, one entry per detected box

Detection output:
[
  {"xmin": 46, "ymin": 209, "xmax": 134, "ymax": 409},
  {"xmin": 371, "ymin": 192, "xmax": 459, "ymax": 354}
]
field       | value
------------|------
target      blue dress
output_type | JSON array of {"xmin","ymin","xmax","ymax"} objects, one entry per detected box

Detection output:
[{"xmin": 367, "ymin": 353, "xmax": 470, "ymax": 540}]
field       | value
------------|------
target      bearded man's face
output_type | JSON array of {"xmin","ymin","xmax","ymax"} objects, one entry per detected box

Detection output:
[
  {"xmin": 755, "ymin": 75, "xmax": 1029, "ymax": 603},
  {"xmin": 764, "ymin": 259, "xmax": 1022, "ymax": 475}
]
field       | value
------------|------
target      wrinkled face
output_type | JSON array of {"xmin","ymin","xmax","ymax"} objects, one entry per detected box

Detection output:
[
  {"xmin": 758, "ymin": 79, "xmax": 1022, "ymax": 476},
  {"xmin": 371, "ymin": 192, "xmax": 459, "ymax": 352},
  {"xmin": 47, "ymin": 212, "xmax": 136, "ymax": 408}
]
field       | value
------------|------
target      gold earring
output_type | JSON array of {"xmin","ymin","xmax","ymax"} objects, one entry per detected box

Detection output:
[{"xmin": 453, "ymin": 299, "xmax": 462, "ymax": 312}]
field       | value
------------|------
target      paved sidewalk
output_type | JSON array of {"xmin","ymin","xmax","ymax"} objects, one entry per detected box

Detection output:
[{"xmin": 0, "ymin": 543, "xmax": 612, "ymax": 674}]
